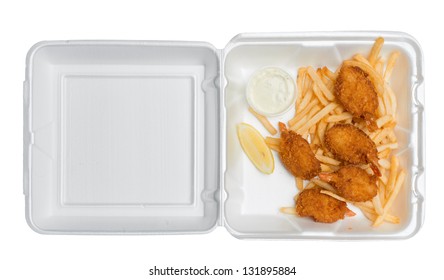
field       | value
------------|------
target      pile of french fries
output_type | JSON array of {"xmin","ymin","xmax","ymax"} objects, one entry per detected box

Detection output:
[{"xmin": 250, "ymin": 37, "xmax": 405, "ymax": 227}]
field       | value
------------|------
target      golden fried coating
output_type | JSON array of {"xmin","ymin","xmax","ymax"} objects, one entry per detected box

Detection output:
[
  {"xmin": 335, "ymin": 65, "xmax": 379, "ymax": 130},
  {"xmin": 296, "ymin": 187, "xmax": 351, "ymax": 223},
  {"xmin": 319, "ymin": 166, "xmax": 378, "ymax": 202},
  {"xmin": 279, "ymin": 123, "xmax": 320, "ymax": 180},
  {"xmin": 324, "ymin": 124, "xmax": 381, "ymax": 176}
]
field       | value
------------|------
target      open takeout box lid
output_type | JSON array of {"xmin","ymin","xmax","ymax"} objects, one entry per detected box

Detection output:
[{"xmin": 24, "ymin": 32, "xmax": 425, "ymax": 238}]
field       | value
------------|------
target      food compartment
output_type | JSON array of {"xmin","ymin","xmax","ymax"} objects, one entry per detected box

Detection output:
[
  {"xmin": 223, "ymin": 33, "xmax": 424, "ymax": 239},
  {"xmin": 24, "ymin": 41, "xmax": 220, "ymax": 233}
]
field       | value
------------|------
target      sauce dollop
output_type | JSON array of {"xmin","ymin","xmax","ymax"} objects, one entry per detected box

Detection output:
[{"xmin": 246, "ymin": 67, "xmax": 295, "ymax": 117}]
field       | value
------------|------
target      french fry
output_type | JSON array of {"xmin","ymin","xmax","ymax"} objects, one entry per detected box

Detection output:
[
  {"xmin": 388, "ymin": 130, "xmax": 397, "ymax": 142},
  {"xmin": 321, "ymin": 163, "xmax": 333, "ymax": 172},
  {"xmin": 265, "ymin": 137, "xmax": 281, "ymax": 146},
  {"xmin": 360, "ymin": 208, "xmax": 377, "ymax": 222},
  {"xmin": 355, "ymin": 121, "xmax": 366, "ymax": 130},
  {"xmin": 378, "ymin": 158, "xmax": 390, "ymax": 169},
  {"xmin": 297, "ymin": 88, "xmax": 313, "ymax": 112},
  {"xmin": 375, "ymin": 57, "xmax": 385, "ymax": 75},
  {"xmin": 318, "ymin": 68, "xmax": 335, "ymax": 92},
  {"xmin": 320, "ymin": 190, "xmax": 350, "ymax": 203},
  {"xmin": 372, "ymin": 127, "xmax": 391, "ymax": 144},
  {"xmin": 317, "ymin": 120, "xmax": 328, "ymax": 144},
  {"xmin": 289, "ymin": 99, "xmax": 318, "ymax": 126},
  {"xmin": 296, "ymin": 177, "xmax": 304, "ymax": 191},
  {"xmin": 280, "ymin": 207, "xmax": 298, "ymax": 215},
  {"xmin": 379, "ymin": 182, "xmax": 386, "ymax": 205},
  {"xmin": 334, "ymin": 105, "xmax": 344, "ymax": 115},
  {"xmin": 385, "ymin": 84, "xmax": 397, "ymax": 116},
  {"xmin": 368, "ymin": 37, "xmax": 384, "ymax": 66},
  {"xmin": 322, "ymin": 66, "xmax": 337, "ymax": 81},
  {"xmin": 363, "ymin": 165, "xmax": 375, "ymax": 175},
  {"xmin": 320, "ymin": 73, "xmax": 333, "ymax": 90},
  {"xmin": 377, "ymin": 96, "xmax": 386, "ymax": 117},
  {"xmin": 311, "ymin": 132, "xmax": 320, "ymax": 147},
  {"xmin": 376, "ymin": 115, "xmax": 393, "ymax": 128},
  {"xmin": 297, "ymin": 103, "xmax": 339, "ymax": 134},
  {"xmin": 356, "ymin": 205, "xmax": 400, "ymax": 224},
  {"xmin": 362, "ymin": 127, "xmax": 372, "ymax": 138},
  {"xmin": 296, "ymin": 68, "xmax": 306, "ymax": 108},
  {"xmin": 382, "ymin": 89, "xmax": 392, "ymax": 116},
  {"xmin": 316, "ymin": 154, "xmax": 341, "ymax": 166},
  {"xmin": 382, "ymin": 121, "xmax": 397, "ymax": 129},
  {"xmin": 295, "ymin": 94, "xmax": 303, "ymax": 111},
  {"xmin": 377, "ymin": 142, "xmax": 398, "ymax": 152},
  {"xmin": 326, "ymin": 121, "xmax": 335, "ymax": 131},
  {"xmin": 344, "ymin": 118, "xmax": 352, "ymax": 124},
  {"xmin": 384, "ymin": 51, "xmax": 400, "ymax": 82},
  {"xmin": 309, "ymin": 125, "xmax": 317, "ymax": 135},
  {"xmin": 312, "ymin": 83, "xmax": 329, "ymax": 106},
  {"xmin": 267, "ymin": 143, "xmax": 281, "ymax": 153},
  {"xmin": 290, "ymin": 115, "xmax": 308, "ymax": 131},
  {"xmin": 302, "ymin": 74, "xmax": 313, "ymax": 96},
  {"xmin": 248, "ymin": 107, "xmax": 278, "ymax": 135},
  {"xmin": 311, "ymin": 179, "xmax": 336, "ymax": 192},
  {"xmin": 369, "ymin": 129, "xmax": 380, "ymax": 141},
  {"xmin": 355, "ymin": 201, "xmax": 374, "ymax": 209},
  {"xmin": 379, "ymin": 172, "xmax": 389, "ymax": 186},
  {"xmin": 353, "ymin": 54, "xmax": 372, "ymax": 66},
  {"xmin": 372, "ymin": 194, "xmax": 384, "ymax": 215},
  {"xmin": 378, "ymin": 149, "xmax": 391, "ymax": 159},
  {"xmin": 306, "ymin": 66, "xmax": 335, "ymax": 101},
  {"xmin": 308, "ymin": 105, "xmax": 322, "ymax": 119},
  {"xmin": 386, "ymin": 156, "xmax": 399, "ymax": 198},
  {"xmin": 373, "ymin": 170, "xmax": 406, "ymax": 227},
  {"xmin": 325, "ymin": 112, "xmax": 353, "ymax": 123},
  {"xmin": 305, "ymin": 181, "xmax": 315, "ymax": 190}
]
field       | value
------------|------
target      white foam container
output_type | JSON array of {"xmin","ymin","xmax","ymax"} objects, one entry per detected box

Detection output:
[{"xmin": 24, "ymin": 32, "xmax": 425, "ymax": 239}]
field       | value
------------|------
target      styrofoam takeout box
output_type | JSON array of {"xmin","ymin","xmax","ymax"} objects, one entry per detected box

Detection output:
[{"xmin": 24, "ymin": 32, "xmax": 425, "ymax": 239}]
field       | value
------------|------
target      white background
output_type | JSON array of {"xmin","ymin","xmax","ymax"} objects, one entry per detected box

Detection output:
[{"xmin": 0, "ymin": 0, "xmax": 442, "ymax": 279}]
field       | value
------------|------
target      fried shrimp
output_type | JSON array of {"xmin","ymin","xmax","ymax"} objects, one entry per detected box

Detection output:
[
  {"xmin": 279, "ymin": 122, "xmax": 320, "ymax": 180},
  {"xmin": 319, "ymin": 166, "xmax": 378, "ymax": 202},
  {"xmin": 324, "ymin": 124, "xmax": 381, "ymax": 176},
  {"xmin": 296, "ymin": 187, "xmax": 355, "ymax": 223},
  {"xmin": 335, "ymin": 65, "xmax": 379, "ymax": 130}
]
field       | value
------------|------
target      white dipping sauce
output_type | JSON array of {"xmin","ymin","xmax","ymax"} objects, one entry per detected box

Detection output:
[{"xmin": 246, "ymin": 67, "xmax": 296, "ymax": 117}]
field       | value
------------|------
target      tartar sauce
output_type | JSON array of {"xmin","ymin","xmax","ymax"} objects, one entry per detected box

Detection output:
[{"xmin": 246, "ymin": 67, "xmax": 296, "ymax": 117}]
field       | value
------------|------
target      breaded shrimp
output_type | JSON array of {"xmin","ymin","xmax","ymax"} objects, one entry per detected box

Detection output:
[
  {"xmin": 279, "ymin": 122, "xmax": 320, "ymax": 180},
  {"xmin": 319, "ymin": 166, "xmax": 378, "ymax": 202},
  {"xmin": 324, "ymin": 124, "xmax": 381, "ymax": 176},
  {"xmin": 296, "ymin": 187, "xmax": 355, "ymax": 223},
  {"xmin": 335, "ymin": 65, "xmax": 379, "ymax": 130}
]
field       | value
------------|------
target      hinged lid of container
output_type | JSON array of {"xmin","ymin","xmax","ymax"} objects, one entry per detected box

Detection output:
[{"xmin": 25, "ymin": 41, "xmax": 222, "ymax": 234}]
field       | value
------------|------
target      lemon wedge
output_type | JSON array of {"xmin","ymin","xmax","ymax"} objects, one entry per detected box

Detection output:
[{"xmin": 237, "ymin": 123, "xmax": 275, "ymax": 174}]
